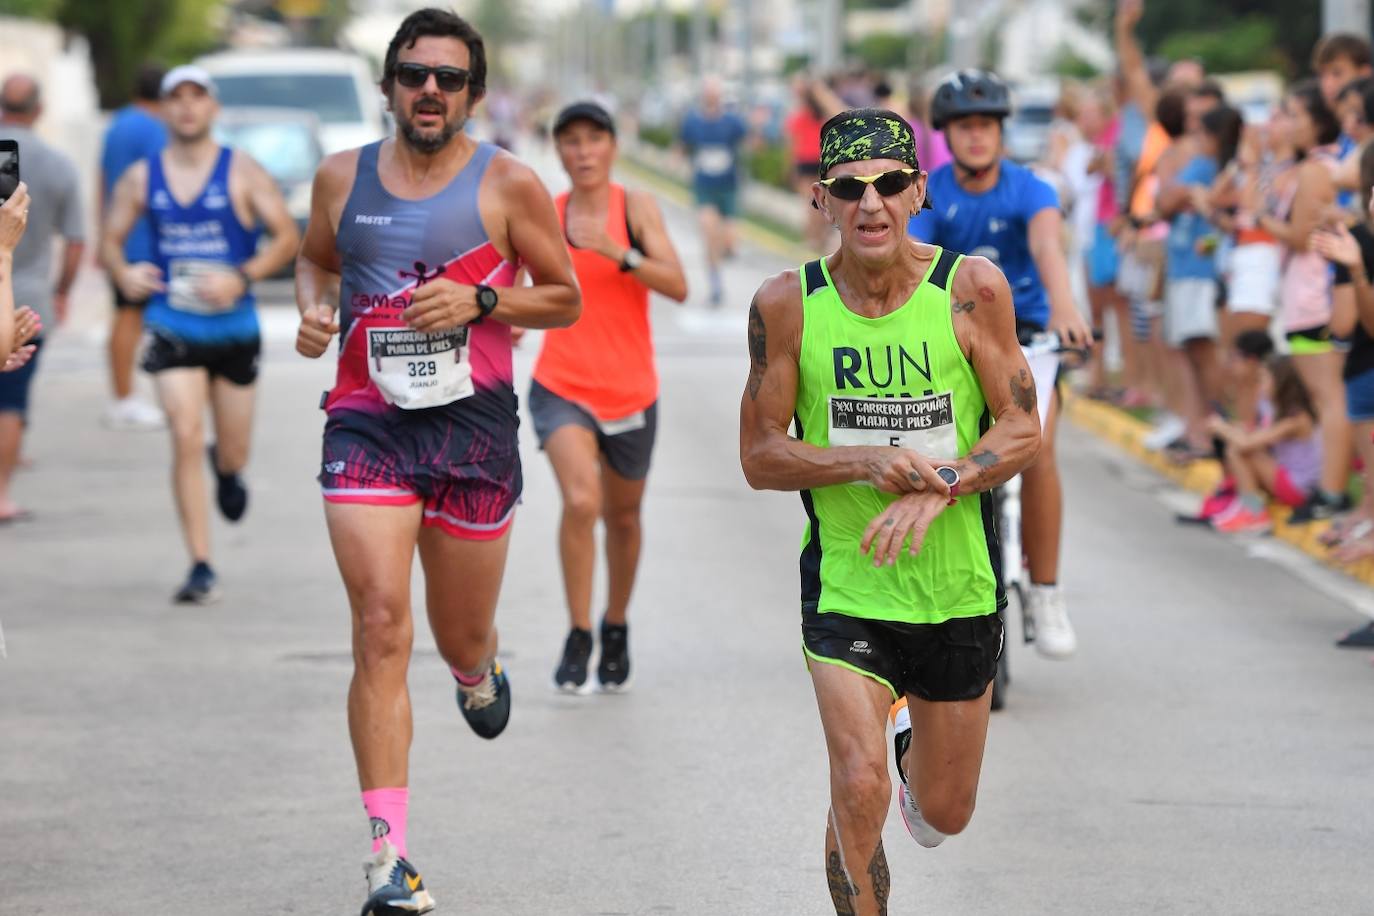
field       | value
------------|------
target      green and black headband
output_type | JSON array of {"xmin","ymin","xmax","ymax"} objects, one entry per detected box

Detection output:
[{"xmin": 819, "ymin": 107, "xmax": 932, "ymax": 209}]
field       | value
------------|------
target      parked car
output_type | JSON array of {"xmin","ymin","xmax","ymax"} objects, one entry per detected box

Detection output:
[
  {"xmin": 196, "ymin": 49, "xmax": 386, "ymax": 154},
  {"xmin": 214, "ymin": 106, "xmax": 323, "ymax": 234}
]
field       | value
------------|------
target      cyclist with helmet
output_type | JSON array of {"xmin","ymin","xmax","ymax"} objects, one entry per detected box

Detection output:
[{"xmin": 909, "ymin": 69, "xmax": 1093, "ymax": 660}]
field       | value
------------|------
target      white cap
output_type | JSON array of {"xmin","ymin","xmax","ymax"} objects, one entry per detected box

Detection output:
[{"xmin": 160, "ymin": 65, "xmax": 217, "ymax": 98}]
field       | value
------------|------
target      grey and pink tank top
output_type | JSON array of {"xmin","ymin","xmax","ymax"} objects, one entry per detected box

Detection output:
[{"xmin": 329, "ymin": 141, "xmax": 520, "ymax": 427}]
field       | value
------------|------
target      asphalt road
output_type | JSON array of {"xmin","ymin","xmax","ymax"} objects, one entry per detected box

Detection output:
[{"xmin": 2, "ymin": 147, "xmax": 1372, "ymax": 915}]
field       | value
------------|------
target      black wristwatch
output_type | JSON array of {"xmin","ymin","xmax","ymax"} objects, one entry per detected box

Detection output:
[
  {"xmin": 619, "ymin": 247, "xmax": 644, "ymax": 272},
  {"xmin": 475, "ymin": 284, "xmax": 499, "ymax": 318}
]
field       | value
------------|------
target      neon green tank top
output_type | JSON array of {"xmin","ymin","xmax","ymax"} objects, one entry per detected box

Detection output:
[{"xmin": 795, "ymin": 248, "xmax": 1004, "ymax": 625}]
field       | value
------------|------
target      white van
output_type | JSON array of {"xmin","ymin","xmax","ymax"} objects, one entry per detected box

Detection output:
[{"xmin": 196, "ymin": 49, "xmax": 386, "ymax": 154}]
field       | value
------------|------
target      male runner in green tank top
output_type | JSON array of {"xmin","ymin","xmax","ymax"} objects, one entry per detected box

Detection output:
[{"xmin": 740, "ymin": 110, "xmax": 1042, "ymax": 914}]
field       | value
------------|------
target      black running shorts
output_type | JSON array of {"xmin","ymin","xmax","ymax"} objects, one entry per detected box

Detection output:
[
  {"xmin": 142, "ymin": 330, "xmax": 261, "ymax": 386},
  {"xmin": 802, "ymin": 607, "xmax": 1003, "ymax": 702}
]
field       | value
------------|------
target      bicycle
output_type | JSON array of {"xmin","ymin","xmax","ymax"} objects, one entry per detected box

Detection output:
[{"xmin": 989, "ymin": 329, "xmax": 1095, "ymax": 711}]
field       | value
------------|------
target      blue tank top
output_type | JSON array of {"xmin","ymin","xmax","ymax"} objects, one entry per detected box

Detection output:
[{"xmin": 144, "ymin": 146, "xmax": 261, "ymax": 344}]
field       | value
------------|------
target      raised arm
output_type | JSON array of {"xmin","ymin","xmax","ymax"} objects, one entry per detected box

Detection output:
[
  {"xmin": 738, "ymin": 270, "xmax": 948, "ymax": 495},
  {"xmin": 1115, "ymin": 0, "xmax": 1156, "ymax": 118}
]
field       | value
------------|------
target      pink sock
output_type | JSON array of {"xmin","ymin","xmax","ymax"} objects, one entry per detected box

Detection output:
[
  {"xmin": 451, "ymin": 665, "xmax": 484, "ymax": 686},
  {"xmin": 362, "ymin": 787, "xmax": 409, "ymax": 858}
]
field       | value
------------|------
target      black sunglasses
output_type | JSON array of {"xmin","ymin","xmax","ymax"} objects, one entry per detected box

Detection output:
[
  {"xmin": 820, "ymin": 168, "xmax": 919, "ymax": 201},
  {"xmin": 394, "ymin": 63, "xmax": 471, "ymax": 93}
]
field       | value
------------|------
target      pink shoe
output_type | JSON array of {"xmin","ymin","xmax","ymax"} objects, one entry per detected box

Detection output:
[
  {"xmin": 1212, "ymin": 503, "xmax": 1273, "ymax": 535},
  {"xmin": 1198, "ymin": 491, "xmax": 1237, "ymax": 521}
]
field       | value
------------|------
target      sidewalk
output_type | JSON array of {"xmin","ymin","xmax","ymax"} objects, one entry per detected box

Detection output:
[{"xmin": 1066, "ymin": 395, "xmax": 1374, "ymax": 589}]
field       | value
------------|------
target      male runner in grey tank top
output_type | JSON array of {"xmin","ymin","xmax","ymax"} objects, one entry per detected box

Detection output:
[{"xmin": 293, "ymin": 9, "xmax": 580, "ymax": 913}]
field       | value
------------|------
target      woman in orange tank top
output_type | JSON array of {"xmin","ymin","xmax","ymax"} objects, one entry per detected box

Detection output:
[{"xmin": 531, "ymin": 102, "xmax": 687, "ymax": 694}]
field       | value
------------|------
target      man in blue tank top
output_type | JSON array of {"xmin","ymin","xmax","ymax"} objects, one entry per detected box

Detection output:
[
  {"xmin": 292, "ymin": 11, "xmax": 579, "ymax": 913},
  {"xmin": 908, "ymin": 70, "xmax": 1093, "ymax": 661},
  {"xmin": 101, "ymin": 66, "xmax": 299, "ymax": 604}
]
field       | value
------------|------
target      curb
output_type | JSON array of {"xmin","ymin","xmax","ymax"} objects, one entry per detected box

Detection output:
[{"xmin": 1065, "ymin": 394, "xmax": 1374, "ymax": 588}]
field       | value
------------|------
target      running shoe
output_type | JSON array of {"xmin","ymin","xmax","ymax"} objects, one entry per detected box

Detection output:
[
  {"xmin": 207, "ymin": 444, "xmax": 248, "ymax": 522},
  {"xmin": 597, "ymin": 619, "xmax": 632, "ymax": 692},
  {"xmin": 360, "ymin": 842, "xmax": 435, "ymax": 916},
  {"xmin": 1142, "ymin": 414, "xmax": 1186, "ymax": 451},
  {"xmin": 1025, "ymin": 585, "xmax": 1077, "ymax": 659},
  {"xmin": 455, "ymin": 660, "xmax": 511, "ymax": 739},
  {"xmin": 1288, "ymin": 491, "xmax": 1353, "ymax": 524},
  {"xmin": 888, "ymin": 700, "xmax": 946, "ymax": 849},
  {"xmin": 553, "ymin": 627, "xmax": 593, "ymax": 694},
  {"xmin": 173, "ymin": 561, "xmax": 219, "ymax": 605},
  {"xmin": 1336, "ymin": 621, "xmax": 1374, "ymax": 648},
  {"xmin": 1211, "ymin": 502, "xmax": 1272, "ymax": 535},
  {"xmin": 102, "ymin": 397, "xmax": 165, "ymax": 431}
]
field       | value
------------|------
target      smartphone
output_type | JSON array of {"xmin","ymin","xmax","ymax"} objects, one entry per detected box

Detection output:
[{"xmin": 0, "ymin": 140, "xmax": 17, "ymax": 205}]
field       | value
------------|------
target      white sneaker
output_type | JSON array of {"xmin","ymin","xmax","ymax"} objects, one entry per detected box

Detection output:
[
  {"xmin": 103, "ymin": 398, "xmax": 165, "ymax": 431},
  {"xmin": 1143, "ymin": 414, "xmax": 1185, "ymax": 451},
  {"xmin": 1027, "ymin": 585, "xmax": 1077, "ymax": 659},
  {"xmin": 362, "ymin": 841, "xmax": 435, "ymax": 915},
  {"xmin": 889, "ymin": 701, "xmax": 947, "ymax": 848}
]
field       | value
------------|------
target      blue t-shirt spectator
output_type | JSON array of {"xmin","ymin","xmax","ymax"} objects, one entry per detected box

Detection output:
[
  {"xmin": 908, "ymin": 159, "xmax": 1059, "ymax": 328},
  {"xmin": 101, "ymin": 105, "xmax": 166, "ymax": 265},
  {"xmin": 679, "ymin": 109, "xmax": 748, "ymax": 193},
  {"xmin": 1166, "ymin": 155, "xmax": 1219, "ymax": 281}
]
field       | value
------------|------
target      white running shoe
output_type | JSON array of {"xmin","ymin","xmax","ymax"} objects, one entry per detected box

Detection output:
[
  {"xmin": 103, "ymin": 398, "xmax": 165, "ymax": 431},
  {"xmin": 361, "ymin": 841, "xmax": 435, "ymax": 915},
  {"xmin": 889, "ymin": 701, "xmax": 947, "ymax": 849},
  {"xmin": 1143, "ymin": 414, "xmax": 1185, "ymax": 451},
  {"xmin": 1026, "ymin": 585, "xmax": 1077, "ymax": 659}
]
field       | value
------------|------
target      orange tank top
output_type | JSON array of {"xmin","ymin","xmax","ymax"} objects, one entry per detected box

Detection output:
[{"xmin": 533, "ymin": 184, "xmax": 656, "ymax": 420}]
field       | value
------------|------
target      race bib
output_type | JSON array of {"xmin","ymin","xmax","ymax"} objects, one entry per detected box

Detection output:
[
  {"xmin": 694, "ymin": 145, "xmax": 734, "ymax": 176},
  {"xmin": 167, "ymin": 259, "xmax": 236, "ymax": 314},
  {"xmin": 367, "ymin": 326, "xmax": 473, "ymax": 410},
  {"xmin": 828, "ymin": 391, "xmax": 958, "ymax": 460},
  {"xmin": 596, "ymin": 411, "xmax": 645, "ymax": 436}
]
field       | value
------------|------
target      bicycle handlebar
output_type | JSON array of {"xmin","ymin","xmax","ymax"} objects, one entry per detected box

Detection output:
[{"xmin": 1019, "ymin": 329, "xmax": 1105, "ymax": 358}]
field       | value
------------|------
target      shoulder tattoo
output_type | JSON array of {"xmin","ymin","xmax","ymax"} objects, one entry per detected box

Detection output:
[{"xmin": 746, "ymin": 299, "xmax": 767, "ymax": 400}]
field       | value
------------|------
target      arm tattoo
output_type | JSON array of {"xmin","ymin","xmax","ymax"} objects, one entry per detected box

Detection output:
[
  {"xmin": 972, "ymin": 450, "xmax": 999, "ymax": 468},
  {"xmin": 1011, "ymin": 368, "xmax": 1037, "ymax": 415},
  {"xmin": 746, "ymin": 300, "xmax": 767, "ymax": 400},
  {"xmin": 826, "ymin": 851, "xmax": 859, "ymax": 916},
  {"xmin": 953, "ymin": 298, "xmax": 976, "ymax": 314},
  {"xmin": 868, "ymin": 841, "xmax": 890, "ymax": 916}
]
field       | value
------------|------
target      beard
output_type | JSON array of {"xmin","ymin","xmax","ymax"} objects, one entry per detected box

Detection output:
[{"xmin": 397, "ymin": 95, "xmax": 465, "ymax": 154}]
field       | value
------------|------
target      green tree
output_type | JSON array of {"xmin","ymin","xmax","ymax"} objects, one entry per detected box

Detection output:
[
  {"xmin": 0, "ymin": 0, "xmax": 60, "ymax": 16},
  {"xmin": 469, "ymin": 0, "xmax": 532, "ymax": 82},
  {"xmin": 847, "ymin": 32, "xmax": 907, "ymax": 70},
  {"xmin": 1127, "ymin": 0, "xmax": 1324, "ymax": 76},
  {"xmin": 1157, "ymin": 17, "xmax": 1287, "ymax": 76}
]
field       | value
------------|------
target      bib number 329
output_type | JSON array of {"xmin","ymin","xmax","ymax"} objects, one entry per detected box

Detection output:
[{"xmin": 367, "ymin": 326, "xmax": 473, "ymax": 410}]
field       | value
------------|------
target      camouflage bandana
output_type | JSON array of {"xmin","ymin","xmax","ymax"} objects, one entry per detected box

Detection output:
[{"xmin": 819, "ymin": 108, "xmax": 932, "ymax": 209}]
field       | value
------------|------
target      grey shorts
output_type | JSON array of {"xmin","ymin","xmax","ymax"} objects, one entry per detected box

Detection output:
[{"xmin": 528, "ymin": 379, "xmax": 658, "ymax": 480}]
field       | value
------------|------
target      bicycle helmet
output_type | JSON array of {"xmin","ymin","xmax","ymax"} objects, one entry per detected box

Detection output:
[{"xmin": 930, "ymin": 69, "xmax": 1012, "ymax": 130}]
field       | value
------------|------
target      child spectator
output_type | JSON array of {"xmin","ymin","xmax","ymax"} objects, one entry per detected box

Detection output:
[{"xmin": 1208, "ymin": 351, "xmax": 1322, "ymax": 535}]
